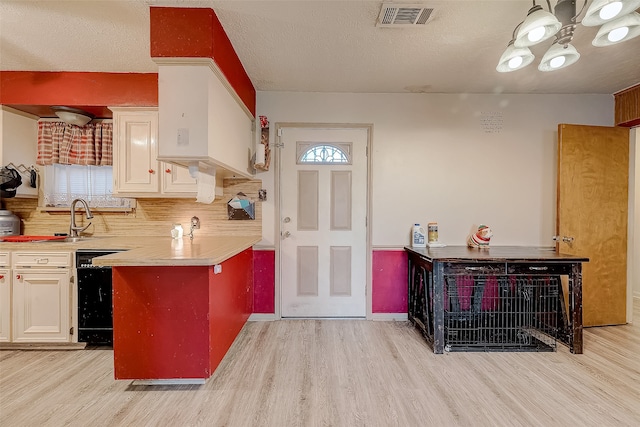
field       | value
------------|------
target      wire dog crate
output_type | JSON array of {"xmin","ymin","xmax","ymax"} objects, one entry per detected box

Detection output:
[{"xmin": 444, "ymin": 274, "xmax": 560, "ymax": 352}]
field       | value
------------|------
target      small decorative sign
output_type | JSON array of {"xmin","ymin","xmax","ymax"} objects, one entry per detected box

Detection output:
[{"xmin": 480, "ymin": 111, "xmax": 504, "ymax": 133}]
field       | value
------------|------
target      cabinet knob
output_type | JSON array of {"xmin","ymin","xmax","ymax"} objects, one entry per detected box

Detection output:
[
  {"xmin": 165, "ymin": 168, "xmax": 171, "ymax": 173},
  {"xmin": 148, "ymin": 169, "xmax": 155, "ymax": 174},
  {"xmin": 0, "ymin": 275, "xmax": 4, "ymax": 279},
  {"xmin": 16, "ymin": 274, "xmax": 21, "ymax": 280}
]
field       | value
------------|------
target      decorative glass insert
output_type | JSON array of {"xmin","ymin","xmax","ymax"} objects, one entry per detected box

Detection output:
[{"xmin": 297, "ymin": 142, "xmax": 352, "ymax": 165}]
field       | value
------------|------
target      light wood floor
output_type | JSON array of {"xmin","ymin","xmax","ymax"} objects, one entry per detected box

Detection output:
[{"xmin": 2, "ymin": 300, "xmax": 640, "ymax": 427}]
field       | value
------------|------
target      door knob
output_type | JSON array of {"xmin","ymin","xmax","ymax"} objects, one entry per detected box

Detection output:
[{"xmin": 283, "ymin": 231, "xmax": 291, "ymax": 239}]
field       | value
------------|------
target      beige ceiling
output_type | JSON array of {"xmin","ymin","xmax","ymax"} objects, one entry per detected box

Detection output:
[{"xmin": 1, "ymin": 0, "xmax": 639, "ymax": 95}]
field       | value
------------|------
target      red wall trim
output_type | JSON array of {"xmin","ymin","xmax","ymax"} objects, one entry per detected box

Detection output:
[
  {"xmin": 0, "ymin": 71, "xmax": 158, "ymax": 117},
  {"xmin": 150, "ymin": 7, "xmax": 256, "ymax": 116},
  {"xmin": 251, "ymin": 249, "xmax": 408, "ymax": 315},
  {"xmin": 253, "ymin": 250, "xmax": 275, "ymax": 314},
  {"xmin": 372, "ymin": 250, "xmax": 408, "ymax": 313}
]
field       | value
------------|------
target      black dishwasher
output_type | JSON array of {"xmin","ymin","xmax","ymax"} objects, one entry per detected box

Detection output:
[{"xmin": 76, "ymin": 250, "xmax": 123, "ymax": 346}]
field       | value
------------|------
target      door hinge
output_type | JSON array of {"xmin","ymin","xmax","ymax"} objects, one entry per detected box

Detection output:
[
  {"xmin": 366, "ymin": 146, "xmax": 368, "ymax": 157},
  {"xmin": 69, "ymin": 326, "xmax": 74, "ymax": 336}
]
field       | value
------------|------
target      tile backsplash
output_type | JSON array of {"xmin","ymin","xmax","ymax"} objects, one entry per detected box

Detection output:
[{"xmin": 2, "ymin": 179, "xmax": 262, "ymax": 238}]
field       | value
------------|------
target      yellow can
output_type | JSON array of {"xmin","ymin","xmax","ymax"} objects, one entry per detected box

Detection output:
[{"xmin": 427, "ymin": 222, "xmax": 438, "ymax": 243}]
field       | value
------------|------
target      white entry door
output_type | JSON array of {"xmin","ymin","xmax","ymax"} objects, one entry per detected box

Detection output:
[{"xmin": 280, "ymin": 127, "xmax": 368, "ymax": 317}]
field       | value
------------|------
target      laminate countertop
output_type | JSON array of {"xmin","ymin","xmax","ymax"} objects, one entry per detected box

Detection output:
[{"xmin": 0, "ymin": 235, "xmax": 261, "ymax": 267}]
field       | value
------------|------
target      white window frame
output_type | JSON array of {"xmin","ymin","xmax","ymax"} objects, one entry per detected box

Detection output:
[
  {"xmin": 296, "ymin": 142, "xmax": 352, "ymax": 165},
  {"xmin": 40, "ymin": 164, "xmax": 135, "ymax": 211}
]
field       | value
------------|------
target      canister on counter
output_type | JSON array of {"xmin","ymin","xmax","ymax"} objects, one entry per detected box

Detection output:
[{"xmin": 427, "ymin": 222, "xmax": 438, "ymax": 243}]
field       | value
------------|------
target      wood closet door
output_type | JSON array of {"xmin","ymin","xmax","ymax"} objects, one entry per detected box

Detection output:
[{"xmin": 557, "ymin": 124, "xmax": 629, "ymax": 326}]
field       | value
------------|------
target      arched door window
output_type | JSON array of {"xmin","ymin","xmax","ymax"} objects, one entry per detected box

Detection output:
[{"xmin": 296, "ymin": 142, "xmax": 352, "ymax": 165}]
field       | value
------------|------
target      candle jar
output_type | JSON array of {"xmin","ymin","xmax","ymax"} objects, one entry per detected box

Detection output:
[{"xmin": 171, "ymin": 223, "xmax": 183, "ymax": 239}]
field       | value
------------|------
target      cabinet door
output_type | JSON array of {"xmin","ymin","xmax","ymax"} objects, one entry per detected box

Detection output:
[
  {"xmin": 161, "ymin": 162, "xmax": 197, "ymax": 194},
  {"xmin": 113, "ymin": 109, "xmax": 160, "ymax": 194},
  {"xmin": 12, "ymin": 269, "xmax": 71, "ymax": 343},
  {"xmin": 0, "ymin": 269, "xmax": 10, "ymax": 342}
]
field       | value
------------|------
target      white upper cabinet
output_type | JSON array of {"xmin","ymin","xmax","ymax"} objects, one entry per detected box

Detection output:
[
  {"xmin": 110, "ymin": 107, "xmax": 196, "ymax": 197},
  {"xmin": 0, "ymin": 107, "xmax": 38, "ymax": 198},
  {"xmin": 156, "ymin": 61, "xmax": 254, "ymax": 179},
  {"xmin": 111, "ymin": 108, "xmax": 160, "ymax": 194}
]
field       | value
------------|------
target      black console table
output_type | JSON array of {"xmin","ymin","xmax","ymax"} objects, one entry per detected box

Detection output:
[{"xmin": 405, "ymin": 246, "xmax": 588, "ymax": 354}]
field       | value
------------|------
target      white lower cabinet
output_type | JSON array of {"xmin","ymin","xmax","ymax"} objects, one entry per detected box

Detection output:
[
  {"xmin": 12, "ymin": 269, "xmax": 71, "ymax": 342},
  {"xmin": 0, "ymin": 268, "xmax": 11, "ymax": 342},
  {"xmin": 6, "ymin": 251, "xmax": 73, "ymax": 343}
]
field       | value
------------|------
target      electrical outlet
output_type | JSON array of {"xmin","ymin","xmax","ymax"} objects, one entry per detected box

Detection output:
[{"xmin": 214, "ymin": 264, "xmax": 222, "ymax": 274}]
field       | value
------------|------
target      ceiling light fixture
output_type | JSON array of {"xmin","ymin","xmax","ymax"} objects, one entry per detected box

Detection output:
[
  {"xmin": 497, "ymin": 0, "xmax": 640, "ymax": 73},
  {"xmin": 50, "ymin": 106, "xmax": 94, "ymax": 126}
]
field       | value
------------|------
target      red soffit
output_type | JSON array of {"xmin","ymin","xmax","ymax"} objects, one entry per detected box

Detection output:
[{"xmin": 150, "ymin": 7, "xmax": 256, "ymax": 117}]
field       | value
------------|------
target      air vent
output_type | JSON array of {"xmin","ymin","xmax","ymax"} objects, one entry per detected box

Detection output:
[{"xmin": 376, "ymin": 3, "xmax": 434, "ymax": 27}]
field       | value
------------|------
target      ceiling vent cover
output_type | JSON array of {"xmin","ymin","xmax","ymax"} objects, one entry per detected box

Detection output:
[{"xmin": 376, "ymin": 3, "xmax": 434, "ymax": 27}]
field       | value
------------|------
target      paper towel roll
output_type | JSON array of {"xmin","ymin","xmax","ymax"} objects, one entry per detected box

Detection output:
[
  {"xmin": 196, "ymin": 168, "xmax": 216, "ymax": 204},
  {"xmin": 255, "ymin": 144, "xmax": 266, "ymax": 168}
]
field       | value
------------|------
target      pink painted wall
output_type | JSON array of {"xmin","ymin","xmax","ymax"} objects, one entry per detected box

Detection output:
[
  {"xmin": 372, "ymin": 250, "xmax": 408, "ymax": 313},
  {"xmin": 253, "ymin": 250, "xmax": 275, "ymax": 313},
  {"xmin": 251, "ymin": 249, "xmax": 408, "ymax": 315}
]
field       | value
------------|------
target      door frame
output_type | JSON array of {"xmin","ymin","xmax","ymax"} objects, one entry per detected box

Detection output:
[
  {"xmin": 274, "ymin": 123, "xmax": 373, "ymax": 319},
  {"xmin": 630, "ymin": 127, "xmax": 639, "ymax": 323}
]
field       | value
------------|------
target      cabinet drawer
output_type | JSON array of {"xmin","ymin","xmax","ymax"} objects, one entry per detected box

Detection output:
[
  {"xmin": 507, "ymin": 263, "xmax": 572, "ymax": 275},
  {"xmin": 0, "ymin": 252, "xmax": 9, "ymax": 267},
  {"xmin": 12, "ymin": 252, "xmax": 72, "ymax": 268},
  {"xmin": 443, "ymin": 262, "xmax": 505, "ymax": 275}
]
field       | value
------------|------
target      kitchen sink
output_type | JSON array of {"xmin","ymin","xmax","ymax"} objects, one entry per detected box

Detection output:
[
  {"xmin": 62, "ymin": 236, "xmax": 100, "ymax": 242},
  {"xmin": 2, "ymin": 235, "xmax": 106, "ymax": 243}
]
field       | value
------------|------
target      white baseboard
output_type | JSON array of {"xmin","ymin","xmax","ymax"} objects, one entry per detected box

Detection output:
[
  {"xmin": 248, "ymin": 313, "xmax": 278, "ymax": 321},
  {"xmin": 370, "ymin": 313, "xmax": 408, "ymax": 321},
  {"xmin": 249, "ymin": 313, "xmax": 409, "ymax": 321}
]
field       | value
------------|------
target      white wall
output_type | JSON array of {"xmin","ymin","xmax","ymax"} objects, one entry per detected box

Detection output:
[
  {"xmin": 0, "ymin": 107, "xmax": 38, "ymax": 198},
  {"xmin": 255, "ymin": 92, "xmax": 613, "ymax": 249}
]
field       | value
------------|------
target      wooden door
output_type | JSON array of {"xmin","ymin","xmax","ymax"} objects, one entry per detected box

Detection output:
[
  {"xmin": 557, "ymin": 124, "xmax": 629, "ymax": 326},
  {"xmin": 280, "ymin": 127, "xmax": 368, "ymax": 317}
]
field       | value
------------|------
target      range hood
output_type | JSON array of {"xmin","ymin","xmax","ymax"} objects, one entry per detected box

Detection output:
[{"xmin": 155, "ymin": 58, "xmax": 255, "ymax": 180}]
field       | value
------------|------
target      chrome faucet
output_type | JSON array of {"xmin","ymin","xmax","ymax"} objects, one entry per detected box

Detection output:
[
  {"xmin": 69, "ymin": 198, "xmax": 93, "ymax": 237},
  {"xmin": 189, "ymin": 216, "xmax": 200, "ymax": 241}
]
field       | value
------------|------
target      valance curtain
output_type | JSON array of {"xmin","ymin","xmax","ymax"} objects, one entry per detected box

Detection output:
[{"xmin": 37, "ymin": 121, "xmax": 113, "ymax": 166}]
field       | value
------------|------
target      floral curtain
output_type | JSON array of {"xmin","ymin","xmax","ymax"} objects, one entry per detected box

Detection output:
[{"xmin": 37, "ymin": 121, "xmax": 113, "ymax": 166}]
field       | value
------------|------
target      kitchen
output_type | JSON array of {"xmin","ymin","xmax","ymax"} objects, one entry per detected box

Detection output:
[{"xmin": 2, "ymin": 1, "xmax": 640, "ymax": 425}]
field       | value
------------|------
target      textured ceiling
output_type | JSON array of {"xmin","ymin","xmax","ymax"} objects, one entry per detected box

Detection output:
[{"xmin": 1, "ymin": 0, "xmax": 639, "ymax": 95}]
